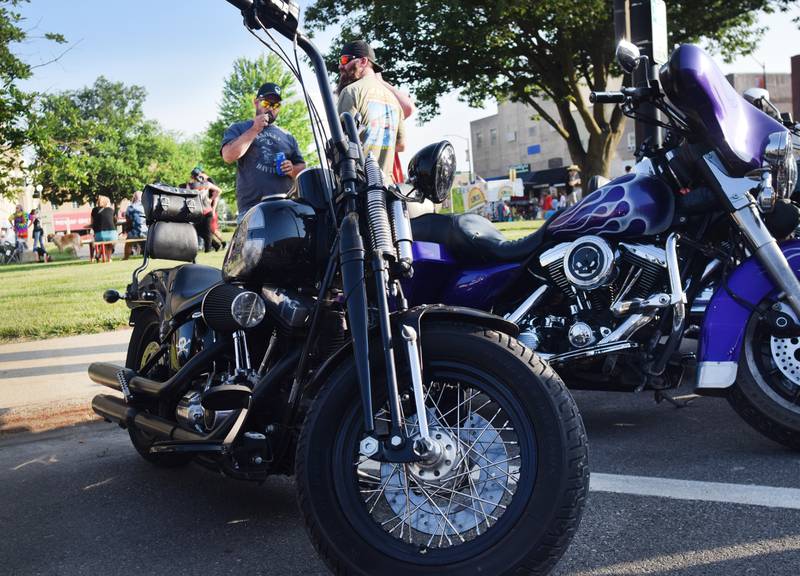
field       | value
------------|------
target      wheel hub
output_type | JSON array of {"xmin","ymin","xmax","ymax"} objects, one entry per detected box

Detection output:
[
  {"xmin": 769, "ymin": 335, "xmax": 800, "ymax": 387},
  {"xmin": 379, "ymin": 410, "xmax": 510, "ymax": 537},
  {"xmin": 408, "ymin": 428, "xmax": 461, "ymax": 484}
]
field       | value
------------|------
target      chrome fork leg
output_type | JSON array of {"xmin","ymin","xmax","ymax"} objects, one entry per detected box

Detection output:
[{"xmin": 733, "ymin": 204, "xmax": 800, "ymax": 318}]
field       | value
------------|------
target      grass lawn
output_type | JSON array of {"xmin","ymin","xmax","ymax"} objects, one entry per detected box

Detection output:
[
  {"xmin": 0, "ymin": 250, "xmax": 226, "ymax": 342},
  {"xmin": 495, "ymin": 219, "xmax": 544, "ymax": 240},
  {"xmin": 0, "ymin": 219, "xmax": 544, "ymax": 343}
]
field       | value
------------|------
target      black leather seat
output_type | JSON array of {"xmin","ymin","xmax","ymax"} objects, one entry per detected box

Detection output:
[
  {"xmin": 411, "ymin": 213, "xmax": 549, "ymax": 264},
  {"xmin": 166, "ymin": 264, "xmax": 222, "ymax": 318}
]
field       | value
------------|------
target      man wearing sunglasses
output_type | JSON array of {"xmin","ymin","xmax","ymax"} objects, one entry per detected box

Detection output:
[
  {"xmin": 336, "ymin": 40, "xmax": 406, "ymax": 182},
  {"xmin": 221, "ymin": 82, "xmax": 306, "ymax": 220}
]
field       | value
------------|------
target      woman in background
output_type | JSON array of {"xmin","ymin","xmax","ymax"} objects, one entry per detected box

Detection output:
[{"xmin": 91, "ymin": 195, "xmax": 117, "ymax": 260}]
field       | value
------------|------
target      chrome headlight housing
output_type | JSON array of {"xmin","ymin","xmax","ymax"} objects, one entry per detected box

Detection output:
[{"xmin": 763, "ymin": 130, "xmax": 798, "ymax": 200}]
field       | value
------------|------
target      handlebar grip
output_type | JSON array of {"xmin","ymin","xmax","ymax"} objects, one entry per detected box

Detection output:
[
  {"xmin": 590, "ymin": 91, "xmax": 626, "ymax": 104},
  {"xmin": 225, "ymin": 0, "xmax": 253, "ymax": 11}
]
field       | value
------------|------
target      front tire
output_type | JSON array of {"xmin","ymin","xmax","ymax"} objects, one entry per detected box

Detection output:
[
  {"xmin": 729, "ymin": 305, "xmax": 800, "ymax": 450},
  {"xmin": 296, "ymin": 323, "xmax": 588, "ymax": 575}
]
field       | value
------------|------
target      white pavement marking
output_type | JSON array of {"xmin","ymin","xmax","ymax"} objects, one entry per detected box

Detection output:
[
  {"xmin": 569, "ymin": 535, "xmax": 800, "ymax": 576},
  {"xmin": 591, "ymin": 472, "xmax": 800, "ymax": 510}
]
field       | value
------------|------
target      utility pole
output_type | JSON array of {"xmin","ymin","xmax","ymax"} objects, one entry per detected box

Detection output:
[
  {"xmin": 613, "ymin": 0, "xmax": 668, "ymax": 150},
  {"xmin": 444, "ymin": 134, "xmax": 473, "ymax": 183}
]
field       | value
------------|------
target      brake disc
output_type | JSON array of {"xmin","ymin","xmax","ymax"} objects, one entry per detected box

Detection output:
[{"xmin": 380, "ymin": 410, "xmax": 510, "ymax": 537}]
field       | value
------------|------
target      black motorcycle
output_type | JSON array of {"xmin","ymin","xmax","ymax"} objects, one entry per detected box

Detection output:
[{"xmin": 88, "ymin": 1, "xmax": 588, "ymax": 574}]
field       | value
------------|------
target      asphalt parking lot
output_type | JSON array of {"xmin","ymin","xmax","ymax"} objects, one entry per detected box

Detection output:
[{"xmin": 1, "ymin": 389, "xmax": 798, "ymax": 576}]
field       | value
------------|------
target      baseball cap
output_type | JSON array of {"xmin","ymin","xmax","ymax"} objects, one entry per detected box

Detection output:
[
  {"xmin": 340, "ymin": 39, "xmax": 383, "ymax": 72},
  {"xmin": 256, "ymin": 82, "xmax": 283, "ymax": 101}
]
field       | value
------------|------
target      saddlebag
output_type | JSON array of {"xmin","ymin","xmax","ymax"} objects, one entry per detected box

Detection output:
[
  {"xmin": 145, "ymin": 221, "xmax": 198, "ymax": 262},
  {"xmin": 142, "ymin": 183, "xmax": 203, "ymax": 224}
]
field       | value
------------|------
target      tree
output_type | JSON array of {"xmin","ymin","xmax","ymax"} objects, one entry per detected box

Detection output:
[
  {"xmin": 305, "ymin": 0, "xmax": 795, "ymax": 179},
  {"xmin": 200, "ymin": 53, "xmax": 316, "ymax": 210},
  {"xmin": 0, "ymin": 0, "xmax": 65, "ymax": 198},
  {"xmin": 28, "ymin": 76, "xmax": 196, "ymax": 207}
]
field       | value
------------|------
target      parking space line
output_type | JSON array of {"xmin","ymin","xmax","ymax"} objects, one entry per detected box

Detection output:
[
  {"xmin": 569, "ymin": 534, "xmax": 800, "ymax": 576},
  {"xmin": 591, "ymin": 473, "xmax": 800, "ymax": 510}
]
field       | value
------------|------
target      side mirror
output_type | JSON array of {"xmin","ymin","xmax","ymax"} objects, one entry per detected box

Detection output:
[
  {"xmin": 743, "ymin": 87, "xmax": 783, "ymax": 121},
  {"xmin": 743, "ymin": 87, "xmax": 770, "ymax": 106},
  {"xmin": 407, "ymin": 141, "xmax": 457, "ymax": 203},
  {"xmin": 616, "ymin": 40, "xmax": 642, "ymax": 75}
]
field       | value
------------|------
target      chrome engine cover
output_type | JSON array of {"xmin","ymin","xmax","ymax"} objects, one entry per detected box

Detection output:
[
  {"xmin": 563, "ymin": 235, "xmax": 616, "ymax": 290},
  {"xmin": 176, "ymin": 390, "xmax": 233, "ymax": 433}
]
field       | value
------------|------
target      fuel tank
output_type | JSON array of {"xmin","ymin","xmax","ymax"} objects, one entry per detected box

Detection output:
[{"xmin": 548, "ymin": 172, "xmax": 674, "ymax": 240}]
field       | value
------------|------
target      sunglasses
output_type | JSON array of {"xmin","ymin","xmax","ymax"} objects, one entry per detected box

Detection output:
[
  {"xmin": 258, "ymin": 99, "xmax": 281, "ymax": 110},
  {"xmin": 339, "ymin": 54, "xmax": 362, "ymax": 66}
]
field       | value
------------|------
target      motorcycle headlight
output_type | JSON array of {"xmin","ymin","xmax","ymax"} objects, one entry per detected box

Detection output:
[{"xmin": 763, "ymin": 130, "xmax": 797, "ymax": 199}]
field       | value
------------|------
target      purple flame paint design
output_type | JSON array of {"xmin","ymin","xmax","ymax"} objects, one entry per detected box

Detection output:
[{"xmin": 548, "ymin": 173, "xmax": 674, "ymax": 240}]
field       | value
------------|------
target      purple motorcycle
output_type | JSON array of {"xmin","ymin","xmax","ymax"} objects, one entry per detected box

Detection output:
[{"xmin": 408, "ymin": 40, "xmax": 800, "ymax": 450}]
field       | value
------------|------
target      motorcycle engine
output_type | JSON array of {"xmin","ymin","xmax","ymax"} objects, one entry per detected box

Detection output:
[
  {"xmin": 530, "ymin": 238, "xmax": 668, "ymax": 351},
  {"xmin": 176, "ymin": 390, "xmax": 234, "ymax": 433}
]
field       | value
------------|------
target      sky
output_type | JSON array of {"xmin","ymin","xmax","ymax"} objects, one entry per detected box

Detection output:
[{"xmin": 15, "ymin": 0, "xmax": 800, "ymax": 174}]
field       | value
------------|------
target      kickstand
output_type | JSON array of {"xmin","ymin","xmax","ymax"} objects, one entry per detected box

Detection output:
[{"xmin": 654, "ymin": 389, "xmax": 696, "ymax": 409}]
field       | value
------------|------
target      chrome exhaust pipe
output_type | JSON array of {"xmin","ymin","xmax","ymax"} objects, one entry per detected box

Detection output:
[{"xmin": 91, "ymin": 394, "xmax": 204, "ymax": 442}]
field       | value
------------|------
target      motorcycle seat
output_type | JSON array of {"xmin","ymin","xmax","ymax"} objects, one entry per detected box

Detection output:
[
  {"xmin": 166, "ymin": 264, "xmax": 222, "ymax": 319},
  {"xmin": 411, "ymin": 213, "xmax": 549, "ymax": 264}
]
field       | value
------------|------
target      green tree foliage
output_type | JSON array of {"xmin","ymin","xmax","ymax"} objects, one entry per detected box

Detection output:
[
  {"xmin": 200, "ymin": 53, "xmax": 316, "ymax": 209},
  {"xmin": 305, "ymin": 0, "xmax": 795, "ymax": 179},
  {"xmin": 0, "ymin": 0, "xmax": 65, "ymax": 198},
  {"xmin": 28, "ymin": 77, "xmax": 197, "ymax": 207}
]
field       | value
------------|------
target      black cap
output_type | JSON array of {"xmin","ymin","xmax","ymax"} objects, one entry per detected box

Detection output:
[
  {"xmin": 340, "ymin": 39, "xmax": 383, "ymax": 72},
  {"xmin": 256, "ymin": 82, "xmax": 283, "ymax": 101}
]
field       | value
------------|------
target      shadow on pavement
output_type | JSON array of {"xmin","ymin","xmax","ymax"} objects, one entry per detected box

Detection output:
[{"xmin": 0, "ymin": 407, "xmax": 31, "ymax": 436}]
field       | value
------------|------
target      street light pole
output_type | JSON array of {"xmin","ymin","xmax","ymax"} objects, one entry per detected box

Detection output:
[{"xmin": 443, "ymin": 133, "xmax": 473, "ymax": 184}]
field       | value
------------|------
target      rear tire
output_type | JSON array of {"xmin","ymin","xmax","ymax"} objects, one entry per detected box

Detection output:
[
  {"xmin": 729, "ymin": 306, "xmax": 800, "ymax": 450},
  {"xmin": 296, "ymin": 322, "xmax": 588, "ymax": 575},
  {"xmin": 125, "ymin": 309, "xmax": 192, "ymax": 467}
]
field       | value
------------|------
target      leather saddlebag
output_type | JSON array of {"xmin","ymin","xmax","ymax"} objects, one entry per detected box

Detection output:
[
  {"xmin": 142, "ymin": 183, "xmax": 203, "ymax": 224},
  {"xmin": 145, "ymin": 222, "xmax": 198, "ymax": 262}
]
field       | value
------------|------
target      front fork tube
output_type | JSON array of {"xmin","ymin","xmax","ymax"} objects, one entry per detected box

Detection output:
[
  {"xmin": 733, "ymin": 204, "xmax": 800, "ymax": 318},
  {"xmin": 340, "ymin": 213, "xmax": 375, "ymax": 435},
  {"xmin": 371, "ymin": 256, "xmax": 408, "ymax": 445}
]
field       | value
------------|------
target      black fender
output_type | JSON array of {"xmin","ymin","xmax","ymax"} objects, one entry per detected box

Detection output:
[{"xmin": 301, "ymin": 304, "xmax": 518, "ymax": 402}]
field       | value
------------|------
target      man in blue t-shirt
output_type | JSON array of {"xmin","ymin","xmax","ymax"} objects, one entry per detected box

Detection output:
[{"xmin": 221, "ymin": 82, "xmax": 306, "ymax": 220}]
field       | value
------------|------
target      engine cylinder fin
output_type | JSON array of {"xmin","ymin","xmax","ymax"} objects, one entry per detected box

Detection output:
[
  {"xmin": 546, "ymin": 260, "xmax": 572, "ymax": 296},
  {"xmin": 622, "ymin": 250, "xmax": 667, "ymax": 300}
]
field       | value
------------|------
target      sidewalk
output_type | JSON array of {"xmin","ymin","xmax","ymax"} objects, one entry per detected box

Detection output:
[{"xmin": 0, "ymin": 329, "xmax": 131, "ymax": 435}]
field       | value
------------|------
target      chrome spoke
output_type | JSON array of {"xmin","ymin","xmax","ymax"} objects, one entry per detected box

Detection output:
[{"xmin": 356, "ymin": 379, "xmax": 520, "ymax": 549}]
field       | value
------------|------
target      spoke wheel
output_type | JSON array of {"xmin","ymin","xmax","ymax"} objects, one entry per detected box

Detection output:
[
  {"xmin": 356, "ymin": 380, "xmax": 527, "ymax": 551},
  {"xmin": 296, "ymin": 323, "xmax": 588, "ymax": 575}
]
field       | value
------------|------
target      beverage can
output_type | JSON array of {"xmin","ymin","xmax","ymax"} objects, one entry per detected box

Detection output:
[{"xmin": 275, "ymin": 151, "xmax": 286, "ymax": 175}]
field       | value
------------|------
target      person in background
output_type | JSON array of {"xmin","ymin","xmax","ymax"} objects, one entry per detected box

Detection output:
[
  {"xmin": 220, "ymin": 82, "xmax": 306, "ymax": 221},
  {"xmin": 8, "ymin": 204, "xmax": 28, "ymax": 253},
  {"xmin": 559, "ymin": 194, "xmax": 567, "ymax": 209},
  {"xmin": 29, "ymin": 209, "xmax": 50, "ymax": 263},
  {"xmin": 91, "ymin": 195, "xmax": 117, "ymax": 260},
  {"xmin": 189, "ymin": 167, "xmax": 222, "ymax": 252},
  {"xmin": 336, "ymin": 39, "xmax": 406, "ymax": 183},
  {"xmin": 379, "ymin": 75, "xmax": 415, "ymax": 184},
  {"xmin": 209, "ymin": 188, "xmax": 226, "ymax": 250},
  {"xmin": 123, "ymin": 190, "xmax": 148, "ymax": 260}
]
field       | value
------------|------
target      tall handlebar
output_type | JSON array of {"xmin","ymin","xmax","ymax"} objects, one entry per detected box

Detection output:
[
  {"xmin": 225, "ymin": 0, "xmax": 253, "ymax": 11},
  {"xmin": 227, "ymin": 0, "xmax": 253, "ymax": 10},
  {"xmin": 224, "ymin": 0, "xmax": 348, "ymax": 151}
]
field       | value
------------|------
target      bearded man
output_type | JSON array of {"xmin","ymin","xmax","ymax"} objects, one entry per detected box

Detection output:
[{"xmin": 336, "ymin": 40, "xmax": 406, "ymax": 182}]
